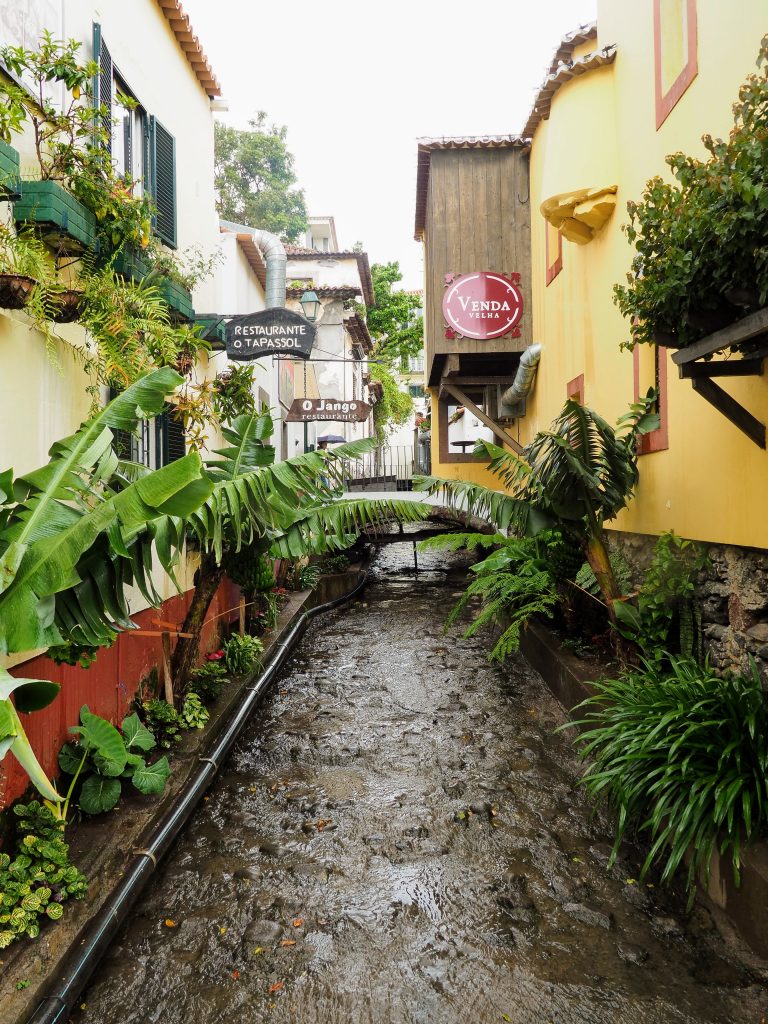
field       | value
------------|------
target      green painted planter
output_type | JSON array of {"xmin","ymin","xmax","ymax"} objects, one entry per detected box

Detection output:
[
  {"xmin": 0, "ymin": 140, "xmax": 20, "ymax": 200},
  {"xmin": 194, "ymin": 315, "xmax": 226, "ymax": 347},
  {"xmin": 13, "ymin": 179, "xmax": 96, "ymax": 252},
  {"xmin": 113, "ymin": 248, "xmax": 194, "ymax": 322}
]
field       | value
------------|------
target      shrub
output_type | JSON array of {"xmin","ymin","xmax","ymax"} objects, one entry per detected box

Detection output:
[
  {"xmin": 59, "ymin": 707, "xmax": 170, "ymax": 815},
  {"xmin": 0, "ymin": 801, "xmax": 87, "ymax": 949},
  {"xmin": 141, "ymin": 699, "xmax": 182, "ymax": 749},
  {"xmin": 189, "ymin": 661, "xmax": 228, "ymax": 704},
  {"xmin": 569, "ymin": 657, "xmax": 768, "ymax": 902},
  {"xmin": 179, "ymin": 692, "xmax": 209, "ymax": 730},
  {"xmin": 223, "ymin": 633, "xmax": 264, "ymax": 675}
]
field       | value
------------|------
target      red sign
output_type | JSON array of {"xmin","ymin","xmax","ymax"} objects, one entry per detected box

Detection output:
[{"xmin": 442, "ymin": 272, "xmax": 523, "ymax": 340}]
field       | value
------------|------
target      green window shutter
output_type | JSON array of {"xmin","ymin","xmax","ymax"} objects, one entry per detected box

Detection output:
[
  {"xmin": 156, "ymin": 410, "xmax": 186, "ymax": 466},
  {"xmin": 149, "ymin": 116, "xmax": 177, "ymax": 248},
  {"xmin": 92, "ymin": 23, "xmax": 112, "ymax": 155}
]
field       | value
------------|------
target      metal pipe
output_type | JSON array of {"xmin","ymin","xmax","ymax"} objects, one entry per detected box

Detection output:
[
  {"xmin": 220, "ymin": 220, "xmax": 287, "ymax": 309},
  {"xmin": 25, "ymin": 572, "xmax": 371, "ymax": 1024},
  {"xmin": 500, "ymin": 343, "xmax": 542, "ymax": 406}
]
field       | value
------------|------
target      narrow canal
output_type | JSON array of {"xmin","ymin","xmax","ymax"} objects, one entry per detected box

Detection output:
[{"xmin": 78, "ymin": 543, "xmax": 766, "ymax": 1024}]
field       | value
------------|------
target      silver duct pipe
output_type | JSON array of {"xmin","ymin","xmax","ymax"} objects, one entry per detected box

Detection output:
[
  {"xmin": 220, "ymin": 220, "xmax": 286, "ymax": 308},
  {"xmin": 501, "ymin": 343, "xmax": 542, "ymax": 406}
]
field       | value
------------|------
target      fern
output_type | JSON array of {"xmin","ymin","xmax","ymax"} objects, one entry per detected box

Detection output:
[{"xmin": 574, "ymin": 549, "xmax": 633, "ymax": 596}]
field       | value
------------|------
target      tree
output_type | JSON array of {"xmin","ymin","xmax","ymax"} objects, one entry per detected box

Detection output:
[
  {"xmin": 366, "ymin": 262, "xmax": 423, "ymax": 364},
  {"xmin": 415, "ymin": 394, "xmax": 658, "ymax": 615},
  {"xmin": 214, "ymin": 113, "xmax": 308, "ymax": 241},
  {"xmin": 368, "ymin": 361, "xmax": 414, "ymax": 443}
]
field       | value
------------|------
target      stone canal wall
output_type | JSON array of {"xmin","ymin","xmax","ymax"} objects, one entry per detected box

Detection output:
[{"xmin": 608, "ymin": 529, "xmax": 768, "ymax": 679}]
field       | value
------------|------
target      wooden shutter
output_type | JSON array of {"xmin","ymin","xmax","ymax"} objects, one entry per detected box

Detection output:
[
  {"xmin": 108, "ymin": 386, "xmax": 133, "ymax": 458},
  {"xmin": 157, "ymin": 410, "xmax": 186, "ymax": 466},
  {"xmin": 92, "ymin": 23, "xmax": 112, "ymax": 156},
  {"xmin": 149, "ymin": 116, "xmax": 177, "ymax": 248}
]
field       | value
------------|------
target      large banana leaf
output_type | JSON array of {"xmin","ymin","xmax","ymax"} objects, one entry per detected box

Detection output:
[{"xmin": 0, "ymin": 667, "xmax": 61, "ymax": 802}]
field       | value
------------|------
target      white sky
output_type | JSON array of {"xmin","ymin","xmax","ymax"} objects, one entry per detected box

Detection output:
[{"xmin": 182, "ymin": 0, "xmax": 597, "ymax": 289}]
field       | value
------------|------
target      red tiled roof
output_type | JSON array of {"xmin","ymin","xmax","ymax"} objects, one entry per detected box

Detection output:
[
  {"xmin": 414, "ymin": 137, "xmax": 528, "ymax": 241},
  {"xmin": 156, "ymin": 0, "xmax": 221, "ymax": 98},
  {"xmin": 286, "ymin": 248, "xmax": 375, "ymax": 308},
  {"xmin": 522, "ymin": 27, "xmax": 616, "ymax": 138},
  {"xmin": 288, "ymin": 285, "xmax": 361, "ymax": 301},
  {"xmin": 233, "ymin": 233, "xmax": 267, "ymax": 288},
  {"xmin": 345, "ymin": 312, "xmax": 373, "ymax": 353}
]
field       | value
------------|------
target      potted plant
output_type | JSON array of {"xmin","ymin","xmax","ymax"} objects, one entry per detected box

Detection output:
[
  {"xmin": 613, "ymin": 38, "xmax": 768, "ymax": 351},
  {"xmin": 0, "ymin": 225, "xmax": 56, "ymax": 311}
]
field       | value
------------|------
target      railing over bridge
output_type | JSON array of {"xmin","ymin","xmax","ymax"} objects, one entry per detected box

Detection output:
[{"xmin": 343, "ymin": 434, "xmax": 431, "ymax": 492}]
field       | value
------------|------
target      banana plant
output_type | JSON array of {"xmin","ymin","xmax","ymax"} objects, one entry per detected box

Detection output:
[{"xmin": 0, "ymin": 369, "xmax": 211, "ymax": 800}]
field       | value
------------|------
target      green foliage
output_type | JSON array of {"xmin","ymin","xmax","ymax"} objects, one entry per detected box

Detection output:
[
  {"xmin": 178, "ymin": 692, "xmax": 209, "ymax": 730},
  {"xmin": 46, "ymin": 633, "xmax": 115, "ymax": 670},
  {"xmin": 614, "ymin": 36, "xmax": 768, "ymax": 349},
  {"xmin": 141, "ymin": 700, "xmax": 182, "ymax": 749},
  {"xmin": 569, "ymin": 657, "xmax": 768, "ymax": 903},
  {"xmin": 0, "ymin": 801, "xmax": 87, "ymax": 949},
  {"xmin": 575, "ymin": 549, "xmax": 633, "ymax": 596},
  {"xmin": 368, "ymin": 361, "xmax": 414, "ymax": 443},
  {"xmin": 212, "ymin": 365, "xmax": 258, "ymax": 424},
  {"xmin": 58, "ymin": 707, "xmax": 170, "ymax": 815},
  {"xmin": 223, "ymin": 633, "xmax": 264, "ymax": 676},
  {"xmin": 296, "ymin": 562, "xmax": 320, "ymax": 591},
  {"xmin": 319, "ymin": 553, "xmax": 351, "ymax": 574},
  {"xmin": 189, "ymin": 661, "xmax": 228, "ymax": 704},
  {"xmin": 416, "ymin": 394, "xmax": 658, "ymax": 609},
  {"xmin": 366, "ymin": 262, "xmax": 423, "ymax": 363},
  {"xmin": 612, "ymin": 532, "xmax": 708, "ymax": 664},
  {"xmin": 446, "ymin": 536, "xmax": 560, "ymax": 662},
  {"xmin": 417, "ymin": 531, "xmax": 507, "ymax": 555},
  {"xmin": 214, "ymin": 113, "xmax": 307, "ymax": 241},
  {"xmin": 0, "ymin": 32, "xmax": 153, "ymax": 251}
]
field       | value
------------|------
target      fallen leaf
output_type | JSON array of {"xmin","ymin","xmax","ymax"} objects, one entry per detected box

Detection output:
[
  {"xmin": 253, "ymin": 947, "xmax": 265, "ymax": 955},
  {"xmin": 571, "ymin": 856, "xmax": 583, "ymax": 863},
  {"xmin": 502, "ymin": 1016, "xmax": 511, "ymax": 1022},
  {"xmin": 625, "ymin": 878, "xmax": 637, "ymax": 886},
  {"xmin": 292, "ymin": 918, "xmax": 304, "ymax": 927},
  {"xmin": 280, "ymin": 939, "xmax": 297, "ymax": 947},
  {"xmin": 268, "ymin": 981, "xmax": 285, "ymax": 993},
  {"xmin": 316, "ymin": 819, "xmax": 331, "ymax": 831},
  {"xmin": 164, "ymin": 919, "xmax": 177, "ymax": 928},
  {"xmin": 232, "ymin": 971, "xmax": 240, "ymax": 980},
  {"xmin": 219, "ymin": 926, "xmax": 227, "ymax": 935}
]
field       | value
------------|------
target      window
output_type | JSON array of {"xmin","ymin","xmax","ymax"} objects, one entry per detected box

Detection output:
[
  {"xmin": 109, "ymin": 391, "xmax": 186, "ymax": 468},
  {"xmin": 545, "ymin": 218, "xmax": 563, "ymax": 285},
  {"xmin": 94, "ymin": 23, "xmax": 177, "ymax": 248},
  {"xmin": 633, "ymin": 345, "xmax": 669, "ymax": 454},
  {"xmin": 653, "ymin": 0, "xmax": 698, "ymax": 129},
  {"xmin": 437, "ymin": 392, "xmax": 494, "ymax": 465}
]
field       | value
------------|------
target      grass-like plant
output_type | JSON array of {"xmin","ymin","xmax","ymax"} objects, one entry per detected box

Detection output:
[
  {"xmin": 569, "ymin": 657, "xmax": 768, "ymax": 902},
  {"xmin": 223, "ymin": 632, "xmax": 264, "ymax": 676}
]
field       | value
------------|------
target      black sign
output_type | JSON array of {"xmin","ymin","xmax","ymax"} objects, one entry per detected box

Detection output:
[
  {"xmin": 225, "ymin": 308, "xmax": 316, "ymax": 360},
  {"xmin": 285, "ymin": 398, "xmax": 372, "ymax": 423}
]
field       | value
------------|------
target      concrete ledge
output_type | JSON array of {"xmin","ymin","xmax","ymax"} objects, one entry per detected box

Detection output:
[{"xmin": 521, "ymin": 618, "xmax": 768, "ymax": 961}]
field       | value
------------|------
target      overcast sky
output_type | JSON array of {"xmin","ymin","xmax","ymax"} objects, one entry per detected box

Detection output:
[{"xmin": 182, "ymin": 0, "xmax": 598, "ymax": 289}]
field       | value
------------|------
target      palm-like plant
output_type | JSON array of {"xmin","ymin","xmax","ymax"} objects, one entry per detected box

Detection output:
[{"xmin": 415, "ymin": 394, "xmax": 658, "ymax": 612}]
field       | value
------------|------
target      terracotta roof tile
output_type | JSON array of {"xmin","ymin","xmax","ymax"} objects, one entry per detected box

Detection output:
[
  {"xmin": 286, "ymin": 248, "xmax": 375, "ymax": 308},
  {"xmin": 155, "ymin": 0, "xmax": 221, "ymax": 97},
  {"xmin": 523, "ymin": 38, "xmax": 617, "ymax": 138}
]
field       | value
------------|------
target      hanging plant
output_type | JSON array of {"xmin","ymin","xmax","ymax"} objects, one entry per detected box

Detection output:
[{"xmin": 614, "ymin": 36, "xmax": 768, "ymax": 350}]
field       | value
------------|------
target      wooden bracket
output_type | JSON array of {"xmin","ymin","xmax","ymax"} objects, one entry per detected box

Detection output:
[
  {"xmin": 679, "ymin": 359, "xmax": 764, "ymax": 379},
  {"xmin": 441, "ymin": 381, "xmax": 524, "ymax": 454},
  {"xmin": 690, "ymin": 377, "xmax": 766, "ymax": 449},
  {"xmin": 672, "ymin": 307, "xmax": 768, "ymax": 364}
]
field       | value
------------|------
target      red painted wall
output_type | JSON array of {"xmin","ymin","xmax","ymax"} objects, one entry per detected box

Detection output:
[{"xmin": 0, "ymin": 580, "xmax": 240, "ymax": 810}]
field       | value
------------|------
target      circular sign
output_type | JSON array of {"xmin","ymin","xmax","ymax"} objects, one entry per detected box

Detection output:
[{"xmin": 442, "ymin": 272, "xmax": 524, "ymax": 340}]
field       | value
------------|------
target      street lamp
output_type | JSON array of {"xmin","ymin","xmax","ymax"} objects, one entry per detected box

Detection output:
[{"xmin": 299, "ymin": 289, "xmax": 321, "ymax": 322}]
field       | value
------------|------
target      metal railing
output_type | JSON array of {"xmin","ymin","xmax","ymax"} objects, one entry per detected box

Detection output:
[{"xmin": 344, "ymin": 443, "xmax": 421, "ymax": 491}]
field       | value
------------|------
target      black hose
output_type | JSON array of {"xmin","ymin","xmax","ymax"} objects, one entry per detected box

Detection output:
[{"xmin": 24, "ymin": 571, "xmax": 370, "ymax": 1024}]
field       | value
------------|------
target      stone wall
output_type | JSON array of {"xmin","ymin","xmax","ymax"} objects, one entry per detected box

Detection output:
[{"xmin": 608, "ymin": 529, "xmax": 768, "ymax": 677}]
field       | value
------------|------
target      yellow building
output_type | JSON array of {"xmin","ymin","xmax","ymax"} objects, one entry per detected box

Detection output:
[
  {"xmin": 526, "ymin": 3, "xmax": 768, "ymax": 551},
  {"xmin": 415, "ymin": 2, "xmax": 768, "ymax": 670}
]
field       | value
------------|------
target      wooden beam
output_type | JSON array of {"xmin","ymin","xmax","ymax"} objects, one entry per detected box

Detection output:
[
  {"xmin": 161, "ymin": 632, "xmax": 174, "ymax": 706},
  {"xmin": 443, "ymin": 354, "xmax": 460, "ymax": 376},
  {"xmin": 690, "ymin": 377, "xmax": 766, "ymax": 449},
  {"xmin": 672, "ymin": 307, "xmax": 768, "ymax": 365},
  {"xmin": 679, "ymin": 359, "xmax": 764, "ymax": 379},
  {"xmin": 441, "ymin": 381, "xmax": 524, "ymax": 453}
]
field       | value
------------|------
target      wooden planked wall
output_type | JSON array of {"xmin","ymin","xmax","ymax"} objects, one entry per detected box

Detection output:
[{"xmin": 424, "ymin": 148, "xmax": 532, "ymax": 383}]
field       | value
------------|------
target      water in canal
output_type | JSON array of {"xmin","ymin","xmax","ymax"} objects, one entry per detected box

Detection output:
[{"xmin": 79, "ymin": 542, "xmax": 767, "ymax": 1023}]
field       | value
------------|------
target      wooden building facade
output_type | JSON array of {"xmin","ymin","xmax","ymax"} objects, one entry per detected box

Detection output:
[{"xmin": 415, "ymin": 138, "xmax": 533, "ymax": 474}]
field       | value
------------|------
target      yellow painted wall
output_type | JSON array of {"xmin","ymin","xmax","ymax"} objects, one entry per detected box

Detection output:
[{"xmin": 527, "ymin": 0, "xmax": 768, "ymax": 549}]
